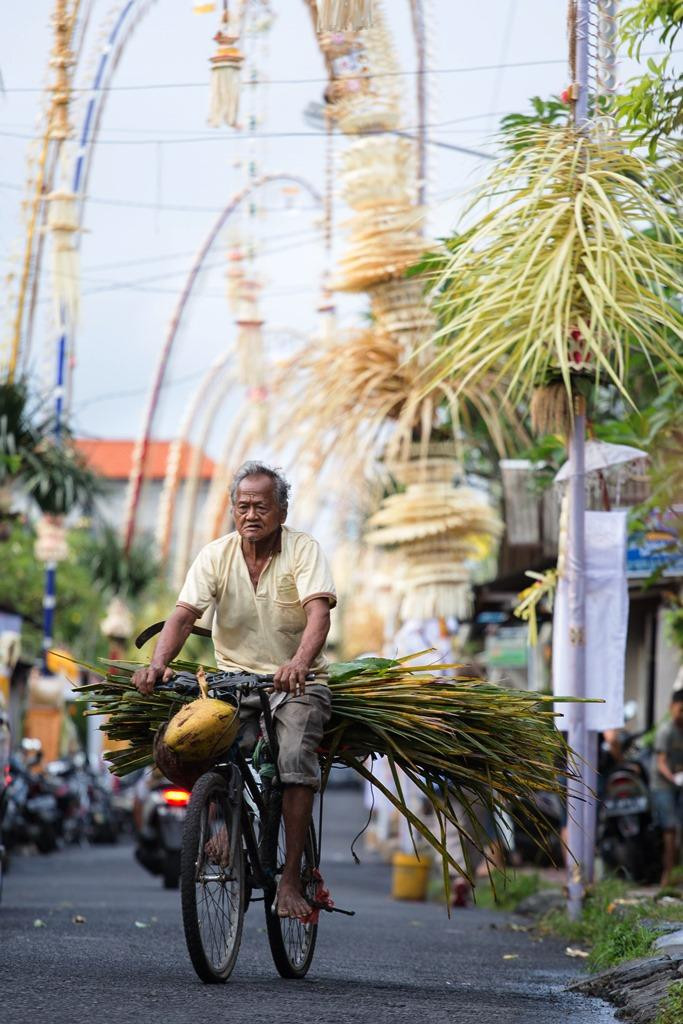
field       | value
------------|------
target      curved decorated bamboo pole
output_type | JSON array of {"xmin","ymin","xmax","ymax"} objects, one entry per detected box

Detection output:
[
  {"xmin": 123, "ymin": 172, "xmax": 322, "ymax": 553},
  {"xmin": 171, "ymin": 365, "xmax": 248, "ymax": 590},
  {"xmin": 193, "ymin": 323, "xmax": 314, "ymax": 548},
  {"xmin": 157, "ymin": 320, "xmax": 309, "ymax": 561},
  {"xmin": 10, "ymin": 0, "xmax": 152, "ymax": 378},
  {"xmin": 155, "ymin": 349, "xmax": 234, "ymax": 560},
  {"xmin": 24, "ymin": 1, "xmax": 160, "ymax": 379},
  {"xmin": 200, "ymin": 406, "xmax": 259, "ymax": 556}
]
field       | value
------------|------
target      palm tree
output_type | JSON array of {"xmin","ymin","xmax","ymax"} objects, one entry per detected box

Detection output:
[{"xmin": 0, "ymin": 378, "xmax": 101, "ymax": 518}]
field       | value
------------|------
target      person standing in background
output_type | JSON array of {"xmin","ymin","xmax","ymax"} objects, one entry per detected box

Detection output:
[{"xmin": 651, "ymin": 689, "xmax": 683, "ymax": 886}]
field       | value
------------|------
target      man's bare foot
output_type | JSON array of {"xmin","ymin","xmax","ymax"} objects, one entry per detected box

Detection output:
[
  {"xmin": 275, "ymin": 876, "xmax": 312, "ymax": 919},
  {"xmin": 205, "ymin": 825, "xmax": 230, "ymax": 867}
]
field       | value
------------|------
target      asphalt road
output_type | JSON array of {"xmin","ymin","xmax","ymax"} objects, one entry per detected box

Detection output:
[{"xmin": 1, "ymin": 787, "xmax": 615, "ymax": 1024}]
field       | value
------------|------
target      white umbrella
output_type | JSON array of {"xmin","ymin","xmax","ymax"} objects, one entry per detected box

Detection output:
[{"xmin": 555, "ymin": 440, "xmax": 648, "ymax": 481}]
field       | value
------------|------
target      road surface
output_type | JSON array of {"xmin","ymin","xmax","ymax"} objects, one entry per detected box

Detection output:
[{"xmin": 0, "ymin": 787, "xmax": 615, "ymax": 1024}]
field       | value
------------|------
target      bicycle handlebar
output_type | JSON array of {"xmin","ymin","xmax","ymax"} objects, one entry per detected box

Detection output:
[{"xmin": 156, "ymin": 670, "xmax": 315, "ymax": 699}]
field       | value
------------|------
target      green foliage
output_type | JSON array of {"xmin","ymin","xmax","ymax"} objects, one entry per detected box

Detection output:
[
  {"xmin": 657, "ymin": 981, "xmax": 683, "ymax": 1024},
  {"xmin": 663, "ymin": 603, "xmax": 683, "ymax": 653},
  {"xmin": 499, "ymin": 96, "xmax": 570, "ymax": 151},
  {"xmin": 618, "ymin": 2, "xmax": 683, "ymax": 156},
  {"xmin": 83, "ymin": 524, "xmax": 160, "ymax": 601},
  {"xmin": 0, "ymin": 378, "xmax": 101, "ymax": 515},
  {"xmin": 0, "ymin": 522, "xmax": 108, "ymax": 660}
]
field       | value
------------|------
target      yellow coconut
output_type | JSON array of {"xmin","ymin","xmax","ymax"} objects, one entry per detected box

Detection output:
[{"xmin": 164, "ymin": 698, "xmax": 239, "ymax": 762}]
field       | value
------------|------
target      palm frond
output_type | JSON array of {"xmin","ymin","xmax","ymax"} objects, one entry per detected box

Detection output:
[{"xmin": 74, "ymin": 654, "xmax": 585, "ymax": 899}]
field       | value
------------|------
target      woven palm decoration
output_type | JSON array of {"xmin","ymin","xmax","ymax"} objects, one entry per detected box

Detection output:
[
  {"xmin": 208, "ymin": 5, "xmax": 244, "ymax": 128},
  {"xmin": 364, "ymin": 453, "xmax": 503, "ymax": 621},
  {"xmin": 46, "ymin": 186, "xmax": 80, "ymax": 326},
  {"xmin": 317, "ymin": 0, "xmax": 373, "ymax": 34},
  {"xmin": 328, "ymin": 4, "xmax": 401, "ymax": 134}
]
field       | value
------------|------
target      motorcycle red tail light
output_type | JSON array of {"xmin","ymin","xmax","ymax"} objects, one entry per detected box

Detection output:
[{"xmin": 162, "ymin": 788, "xmax": 190, "ymax": 807}]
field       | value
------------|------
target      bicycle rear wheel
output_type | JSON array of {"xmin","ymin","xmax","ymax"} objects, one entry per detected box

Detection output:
[
  {"xmin": 180, "ymin": 771, "xmax": 245, "ymax": 983},
  {"xmin": 262, "ymin": 787, "xmax": 318, "ymax": 978}
]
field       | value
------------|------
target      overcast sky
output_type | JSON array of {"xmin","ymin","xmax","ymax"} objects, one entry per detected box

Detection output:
[{"xmin": 1, "ymin": 1, "xmax": 651, "ymax": 462}]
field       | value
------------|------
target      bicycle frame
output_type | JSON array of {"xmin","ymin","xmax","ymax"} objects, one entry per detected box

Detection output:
[{"xmin": 166, "ymin": 675, "xmax": 282, "ymax": 894}]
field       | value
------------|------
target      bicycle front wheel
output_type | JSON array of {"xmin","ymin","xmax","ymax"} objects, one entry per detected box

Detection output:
[
  {"xmin": 180, "ymin": 771, "xmax": 245, "ymax": 983},
  {"xmin": 262, "ymin": 787, "xmax": 318, "ymax": 979}
]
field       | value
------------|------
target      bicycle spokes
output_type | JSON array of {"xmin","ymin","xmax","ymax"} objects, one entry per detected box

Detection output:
[{"xmin": 195, "ymin": 796, "xmax": 241, "ymax": 972}]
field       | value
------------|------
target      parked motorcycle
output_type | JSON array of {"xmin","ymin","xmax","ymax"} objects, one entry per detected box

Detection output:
[
  {"xmin": 88, "ymin": 761, "xmax": 119, "ymax": 844},
  {"xmin": 598, "ymin": 731, "xmax": 662, "ymax": 883},
  {"xmin": 134, "ymin": 772, "xmax": 189, "ymax": 889},
  {"xmin": 44, "ymin": 753, "xmax": 92, "ymax": 845},
  {"xmin": 2, "ymin": 740, "xmax": 60, "ymax": 855}
]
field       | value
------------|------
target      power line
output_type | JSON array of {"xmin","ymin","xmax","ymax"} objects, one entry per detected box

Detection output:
[
  {"xmin": 0, "ymin": 119, "xmax": 491, "ymax": 146},
  {"xmin": 1, "ymin": 49, "xmax": 678, "ymax": 93},
  {"xmin": 0, "ymin": 110, "xmax": 514, "ymax": 136}
]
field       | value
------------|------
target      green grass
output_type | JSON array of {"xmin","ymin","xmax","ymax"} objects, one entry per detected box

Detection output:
[
  {"xmin": 656, "ymin": 981, "xmax": 683, "ymax": 1024},
  {"xmin": 472, "ymin": 869, "xmax": 543, "ymax": 911},
  {"xmin": 541, "ymin": 878, "xmax": 657, "ymax": 971}
]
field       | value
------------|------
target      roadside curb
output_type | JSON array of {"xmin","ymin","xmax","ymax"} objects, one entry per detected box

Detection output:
[{"xmin": 569, "ymin": 951, "xmax": 683, "ymax": 1023}]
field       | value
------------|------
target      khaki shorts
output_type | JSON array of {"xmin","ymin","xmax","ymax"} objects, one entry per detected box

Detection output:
[{"xmin": 238, "ymin": 683, "xmax": 332, "ymax": 791}]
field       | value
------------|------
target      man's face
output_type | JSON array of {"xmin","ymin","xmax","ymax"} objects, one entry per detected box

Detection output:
[
  {"xmin": 671, "ymin": 701, "xmax": 683, "ymax": 729},
  {"xmin": 233, "ymin": 474, "xmax": 285, "ymax": 544}
]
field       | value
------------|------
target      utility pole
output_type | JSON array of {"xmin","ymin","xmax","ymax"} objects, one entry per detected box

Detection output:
[{"xmin": 565, "ymin": 0, "xmax": 591, "ymax": 922}]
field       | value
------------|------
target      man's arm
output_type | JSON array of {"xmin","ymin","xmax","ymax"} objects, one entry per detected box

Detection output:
[
  {"xmin": 273, "ymin": 597, "xmax": 330, "ymax": 695},
  {"xmin": 656, "ymin": 751, "xmax": 678, "ymax": 786},
  {"xmin": 132, "ymin": 605, "xmax": 198, "ymax": 695}
]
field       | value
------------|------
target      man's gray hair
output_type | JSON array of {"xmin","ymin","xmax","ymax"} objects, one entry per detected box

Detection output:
[{"xmin": 230, "ymin": 461, "xmax": 291, "ymax": 514}]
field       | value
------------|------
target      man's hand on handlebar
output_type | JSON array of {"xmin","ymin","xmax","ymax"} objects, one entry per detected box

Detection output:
[
  {"xmin": 132, "ymin": 664, "xmax": 174, "ymax": 696},
  {"xmin": 273, "ymin": 658, "xmax": 310, "ymax": 696}
]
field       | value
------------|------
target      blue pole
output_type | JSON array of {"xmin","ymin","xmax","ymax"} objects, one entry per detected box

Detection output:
[{"xmin": 41, "ymin": 329, "xmax": 66, "ymax": 671}]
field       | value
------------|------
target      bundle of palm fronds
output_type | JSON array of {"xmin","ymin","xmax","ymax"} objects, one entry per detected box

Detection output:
[
  {"xmin": 74, "ymin": 654, "xmax": 581, "ymax": 894},
  {"xmin": 424, "ymin": 125, "xmax": 682, "ymax": 407}
]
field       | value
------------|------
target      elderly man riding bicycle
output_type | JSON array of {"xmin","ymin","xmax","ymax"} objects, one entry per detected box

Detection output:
[{"xmin": 133, "ymin": 460, "xmax": 335, "ymax": 921}]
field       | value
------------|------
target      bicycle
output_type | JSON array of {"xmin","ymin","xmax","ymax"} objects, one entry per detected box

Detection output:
[{"xmin": 157, "ymin": 670, "xmax": 350, "ymax": 984}]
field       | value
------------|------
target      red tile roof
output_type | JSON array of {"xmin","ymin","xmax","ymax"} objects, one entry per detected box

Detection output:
[{"xmin": 75, "ymin": 439, "xmax": 216, "ymax": 481}]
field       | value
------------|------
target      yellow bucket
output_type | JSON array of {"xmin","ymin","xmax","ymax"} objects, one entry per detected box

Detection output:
[{"xmin": 391, "ymin": 852, "xmax": 431, "ymax": 901}]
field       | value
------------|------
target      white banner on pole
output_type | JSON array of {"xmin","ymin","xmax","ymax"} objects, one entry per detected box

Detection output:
[{"xmin": 553, "ymin": 510, "xmax": 628, "ymax": 730}]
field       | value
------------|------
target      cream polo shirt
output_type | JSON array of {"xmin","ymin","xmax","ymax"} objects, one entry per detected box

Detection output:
[{"xmin": 176, "ymin": 526, "xmax": 336, "ymax": 675}]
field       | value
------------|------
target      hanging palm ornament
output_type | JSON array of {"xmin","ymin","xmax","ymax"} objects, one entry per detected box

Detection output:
[
  {"xmin": 423, "ymin": 91, "xmax": 681, "ymax": 430},
  {"xmin": 208, "ymin": 1, "xmax": 245, "ymax": 128},
  {"xmin": 317, "ymin": 0, "xmax": 373, "ymax": 33},
  {"xmin": 46, "ymin": 185, "xmax": 80, "ymax": 327},
  {"xmin": 34, "ymin": 513, "xmax": 69, "ymax": 564},
  {"xmin": 225, "ymin": 241, "xmax": 245, "ymax": 311},
  {"xmin": 364, "ymin": 451, "xmax": 503, "ymax": 621}
]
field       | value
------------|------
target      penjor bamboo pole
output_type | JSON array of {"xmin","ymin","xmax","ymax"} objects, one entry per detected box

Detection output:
[
  {"xmin": 565, "ymin": 0, "xmax": 592, "ymax": 921},
  {"xmin": 122, "ymin": 173, "xmax": 321, "ymax": 554}
]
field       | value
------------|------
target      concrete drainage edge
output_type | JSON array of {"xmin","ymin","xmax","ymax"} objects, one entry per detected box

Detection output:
[{"xmin": 569, "ymin": 952, "xmax": 683, "ymax": 1024}]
